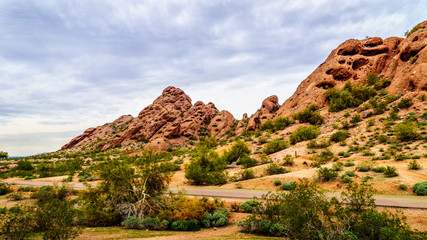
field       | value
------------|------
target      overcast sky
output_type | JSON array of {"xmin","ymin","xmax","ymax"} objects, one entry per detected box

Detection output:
[{"xmin": 0, "ymin": 1, "xmax": 425, "ymax": 156}]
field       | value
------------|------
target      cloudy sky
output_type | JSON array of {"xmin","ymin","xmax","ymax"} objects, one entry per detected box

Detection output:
[{"xmin": 0, "ymin": 1, "xmax": 425, "ymax": 156}]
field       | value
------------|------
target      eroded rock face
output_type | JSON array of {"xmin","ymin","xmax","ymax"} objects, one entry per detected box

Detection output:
[
  {"xmin": 246, "ymin": 95, "xmax": 280, "ymax": 131},
  {"xmin": 277, "ymin": 21, "xmax": 427, "ymax": 117},
  {"xmin": 62, "ymin": 86, "xmax": 235, "ymax": 152}
]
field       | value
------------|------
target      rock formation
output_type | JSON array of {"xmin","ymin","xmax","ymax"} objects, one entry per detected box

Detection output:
[{"xmin": 62, "ymin": 86, "xmax": 235, "ymax": 152}]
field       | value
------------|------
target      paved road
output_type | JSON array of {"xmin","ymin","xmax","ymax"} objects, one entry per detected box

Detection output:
[{"xmin": 6, "ymin": 181, "xmax": 427, "ymax": 209}]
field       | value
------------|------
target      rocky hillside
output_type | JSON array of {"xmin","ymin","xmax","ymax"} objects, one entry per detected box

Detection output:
[
  {"xmin": 62, "ymin": 21, "xmax": 427, "ymax": 152},
  {"xmin": 62, "ymin": 86, "xmax": 235, "ymax": 152},
  {"xmin": 241, "ymin": 20, "xmax": 427, "ymax": 131}
]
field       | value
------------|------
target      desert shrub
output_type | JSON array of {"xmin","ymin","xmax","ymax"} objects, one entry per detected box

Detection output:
[
  {"xmin": 326, "ymin": 81, "xmax": 377, "ymax": 112},
  {"xmin": 281, "ymin": 181, "xmax": 296, "ymax": 190},
  {"xmin": 307, "ymin": 139, "xmax": 331, "ymax": 149},
  {"xmin": 201, "ymin": 208, "xmax": 229, "ymax": 228},
  {"xmin": 412, "ymin": 182, "xmax": 427, "ymax": 196},
  {"xmin": 311, "ymin": 149, "xmax": 334, "ymax": 165},
  {"xmin": 185, "ymin": 149, "xmax": 228, "ymax": 185},
  {"xmin": 394, "ymin": 121, "xmax": 420, "ymax": 141},
  {"xmin": 18, "ymin": 186, "xmax": 36, "ymax": 192},
  {"xmin": 197, "ymin": 136, "xmax": 218, "ymax": 149},
  {"xmin": 233, "ymin": 169, "xmax": 255, "ymax": 181},
  {"xmin": 282, "ymin": 155, "xmax": 294, "ymax": 166},
  {"xmin": 397, "ymin": 98, "xmax": 413, "ymax": 109},
  {"xmin": 262, "ymin": 138, "xmax": 289, "ymax": 154},
  {"xmin": 377, "ymin": 134, "xmax": 389, "ymax": 143},
  {"xmin": 345, "ymin": 170, "xmax": 355, "ymax": 177},
  {"xmin": 141, "ymin": 217, "xmax": 169, "ymax": 230},
  {"xmin": 350, "ymin": 114, "xmax": 362, "ymax": 125},
  {"xmin": 373, "ymin": 166, "xmax": 386, "ymax": 173},
  {"xmin": 222, "ymin": 140, "xmax": 251, "ymax": 163},
  {"xmin": 344, "ymin": 160, "xmax": 355, "ymax": 167},
  {"xmin": 357, "ymin": 165, "xmax": 370, "ymax": 172},
  {"xmin": 338, "ymin": 151, "xmax": 351, "ymax": 157},
  {"xmin": 408, "ymin": 159, "xmax": 421, "ymax": 170},
  {"xmin": 0, "ymin": 183, "xmax": 13, "ymax": 196},
  {"xmin": 293, "ymin": 104, "xmax": 324, "ymax": 125},
  {"xmin": 341, "ymin": 175, "xmax": 353, "ymax": 183},
  {"xmin": 405, "ymin": 24, "xmax": 421, "ymax": 37},
  {"xmin": 259, "ymin": 120, "xmax": 274, "ymax": 132},
  {"xmin": 15, "ymin": 160, "xmax": 34, "ymax": 171},
  {"xmin": 123, "ymin": 216, "xmax": 142, "ymax": 229},
  {"xmin": 0, "ymin": 206, "xmax": 35, "ymax": 240},
  {"xmin": 330, "ymin": 130, "xmax": 349, "ymax": 142},
  {"xmin": 171, "ymin": 219, "xmax": 200, "ymax": 231},
  {"xmin": 316, "ymin": 167, "xmax": 338, "ymax": 182},
  {"xmin": 383, "ymin": 166, "xmax": 398, "ymax": 177},
  {"xmin": 398, "ymin": 184, "xmax": 408, "ymax": 190},
  {"xmin": 239, "ymin": 200, "xmax": 262, "ymax": 213},
  {"xmin": 290, "ymin": 126, "xmax": 321, "ymax": 145},
  {"xmin": 273, "ymin": 180, "xmax": 282, "ymax": 186},
  {"xmin": 266, "ymin": 162, "xmax": 288, "ymax": 175},
  {"xmin": 237, "ymin": 155, "xmax": 258, "ymax": 168},
  {"xmin": 273, "ymin": 117, "xmax": 294, "ymax": 130}
]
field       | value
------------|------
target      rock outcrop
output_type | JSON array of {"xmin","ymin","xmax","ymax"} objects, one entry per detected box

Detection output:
[
  {"xmin": 276, "ymin": 20, "xmax": 427, "ymax": 117},
  {"xmin": 246, "ymin": 95, "xmax": 280, "ymax": 131},
  {"xmin": 62, "ymin": 86, "xmax": 235, "ymax": 152}
]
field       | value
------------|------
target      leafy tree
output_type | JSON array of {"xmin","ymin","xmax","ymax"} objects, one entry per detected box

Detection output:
[
  {"xmin": 222, "ymin": 140, "xmax": 251, "ymax": 163},
  {"xmin": 0, "ymin": 151, "xmax": 7, "ymax": 159},
  {"xmin": 185, "ymin": 148, "xmax": 227, "ymax": 185}
]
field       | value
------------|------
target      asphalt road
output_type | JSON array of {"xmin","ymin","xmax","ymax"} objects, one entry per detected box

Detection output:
[{"xmin": 6, "ymin": 180, "xmax": 427, "ymax": 209}]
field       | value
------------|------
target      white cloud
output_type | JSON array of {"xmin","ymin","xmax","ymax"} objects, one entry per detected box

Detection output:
[{"xmin": 0, "ymin": 0, "xmax": 426, "ymax": 155}]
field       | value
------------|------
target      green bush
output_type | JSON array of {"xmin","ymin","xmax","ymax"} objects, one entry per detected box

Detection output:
[
  {"xmin": 233, "ymin": 169, "xmax": 255, "ymax": 181},
  {"xmin": 412, "ymin": 182, "xmax": 427, "ymax": 196},
  {"xmin": 273, "ymin": 180, "xmax": 282, "ymax": 186},
  {"xmin": 283, "ymin": 155, "xmax": 294, "ymax": 166},
  {"xmin": 0, "ymin": 182, "xmax": 13, "ymax": 196},
  {"xmin": 239, "ymin": 200, "xmax": 262, "ymax": 213},
  {"xmin": 373, "ymin": 166, "xmax": 386, "ymax": 173},
  {"xmin": 325, "ymin": 81, "xmax": 377, "ymax": 112},
  {"xmin": 237, "ymin": 155, "xmax": 258, "ymax": 168},
  {"xmin": 344, "ymin": 160, "xmax": 355, "ymax": 167},
  {"xmin": 311, "ymin": 149, "xmax": 334, "ymax": 165},
  {"xmin": 141, "ymin": 217, "xmax": 168, "ymax": 230},
  {"xmin": 293, "ymin": 104, "xmax": 324, "ymax": 125},
  {"xmin": 260, "ymin": 117, "xmax": 294, "ymax": 132},
  {"xmin": 266, "ymin": 162, "xmax": 288, "ymax": 175},
  {"xmin": 330, "ymin": 130, "xmax": 349, "ymax": 142},
  {"xmin": 398, "ymin": 184, "xmax": 408, "ymax": 190},
  {"xmin": 0, "ymin": 206, "xmax": 35, "ymax": 240},
  {"xmin": 307, "ymin": 139, "xmax": 331, "ymax": 149},
  {"xmin": 201, "ymin": 208, "xmax": 229, "ymax": 228},
  {"xmin": 397, "ymin": 98, "xmax": 413, "ymax": 109},
  {"xmin": 341, "ymin": 175, "xmax": 353, "ymax": 183},
  {"xmin": 18, "ymin": 186, "xmax": 36, "ymax": 192},
  {"xmin": 171, "ymin": 219, "xmax": 200, "ymax": 231},
  {"xmin": 290, "ymin": 126, "xmax": 321, "ymax": 145},
  {"xmin": 282, "ymin": 181, "xmax": 296, "ymax": 190},
  {"xmin": 123, "ymin": 216, "xmax": 142, "ymax": 229},
  {"xmin": 316, "ymin": 167, "xmax": 339, "ymax": 181},
  {"xmin": 357, "ymin": 165, "xmax": 370, "ymax": 172},
  {"xmin": 394, "ymin": 121, "xmax": 420, "ymax": 141},
  {"xmin": 383, "ymin": 166, "xmax": 398, "ymax": 177},
  {"xmin": 408, "ymin": 159, "xmax": 421, "ymax": 170},
  {"xmin": 345, "ymin": 170, "xmax": 355, "ymax": 177},
  {"xmin": 262, "ymin": 138, "xmax": 289, "ymax": 155}
]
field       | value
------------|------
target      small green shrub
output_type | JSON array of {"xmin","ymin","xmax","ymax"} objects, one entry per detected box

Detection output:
[
  {"xmin": 330, "ymin": 130, "xmax": 350, "ymax": 142},
  {"xmin": 262, "ymin": 138, "xmax": 289, "ymax": 154},
  {"xmin": 383, "ymin": 166, "xmax": 398, "ymax": 177},
  {"xmin": 171, "ymin": 219, "xmax": 200, "ymax": 231},
  {"xmin": 408, "ymin": 159, "xmax": 421, "ymax": 170},
  {"xmin": 293, "ymin": 104, "xmax": 324, "ymax": 125},
  {"xmin": 233, "ymin": 169, "xmax": 255, "ymax": 181},
  {"xmin": 0, "ymin": 182, "xmax": 13, "ymax": 196},
  {"xmin": 345, "ymin": 170, "xmax": 355, "ymax": 177},
  {"xmin": 18, "ymin": 186, "xmax": 36, "ymax": 192},
  {"xmin": 373, "ymin": 166, "xmax": 386, "ymax": 173},
  {"xmin": 412, "ymin": 182, "xmax": 427, "ymax": 196},
  {"xmin": 357, "ymin": 165, "xmax": 370, "ymax": 172},
  {"xmin": 341, "ymin": 175, "xmax": 353, "ymax": 183},
  {"xmin": 307, "ymin": 139, "xmax": 331, "ymax": 149},
  {"xmin": 239, "ymin": 200, "xmax": 261, "ymax": 213},
  {"xmin": 398, "ymin": 184, "xmax": 408, "ymax": 190},
  {"xmin": 316, "ymin": 167, "xmax": 338, "ymax": 181},
  {"xmin": 201, "ymin": 208, "xmax": 229, "ymax": 228},
  {"xmin": 141, "ymin": 217, "xmax": 169, "ymax": 230},
  {"xmin": 290, "ymin": 126, "xmax": 321, "ymax": 145},
  {"xmin": 394, "ymin": 121, "xmax": 420, "ymax": 141},
  {"xmin": 397, "ymin": 98, "xmax": 413, "ymax": 109},
  {"xmin": 266, "ymin": 162, "xmax": 288, "ymax": 175},
  {"xmin": 273, "ymin": 180, "xmax": 282, "ymax": 186},
  {"xmin": 237, "ymin": 155, "xmax": 258, "ymax": 168},
  {"xmin": 282, "ymin": 181, "xmax": 297, "ymax": 190},
  {"xmin": 123, "ymin": 216, "xmax": 142, "ymax": 229},
  {"xmin": 344, "ymin": 160, "xmax": 355, "ymax": 167}
]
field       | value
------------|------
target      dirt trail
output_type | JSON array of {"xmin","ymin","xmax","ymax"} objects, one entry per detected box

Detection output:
[{"xmin": 130, "ymin": 225, "xmax": 241, "ymax": 240}]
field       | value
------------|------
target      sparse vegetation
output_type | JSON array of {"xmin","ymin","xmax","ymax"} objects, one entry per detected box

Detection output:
[
  {"xmin": 290, "ymin": 125, "xmax": 321, "ymax": 144},
  {"xmin": 262, "ymin": 138, "xmax": 289, "ymax": 154},
  {"xmin": 293, "ymin": 104, "xmax": 324, "ymax": 125}
]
